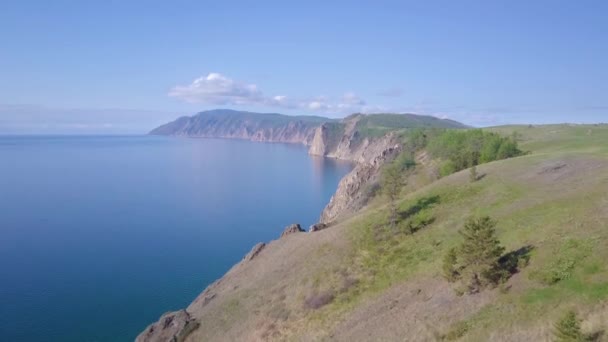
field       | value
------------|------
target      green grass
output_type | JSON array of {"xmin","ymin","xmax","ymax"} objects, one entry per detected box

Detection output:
[
  {"xmin": 296, "ymin": 125, "xmax": 608, "ymax": 339},
  {"xmin": 489, "ymin": 124, "xmax": 608, "ymax": 156}
]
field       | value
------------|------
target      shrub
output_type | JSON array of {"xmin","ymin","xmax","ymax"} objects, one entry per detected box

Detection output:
[
  {"xmin": 443, "ymin": 321, "xmax": 470, "ymax": 340},
  {"xmin": 440, "ymin": 160, "xmax": 457, "ymax": 177},
  {"xmin": 532, "ymin": 239, "xmax": 591, "ymax": 285},
  {"xmin": 442, "ymin": 247, "xmax": 460, "ymax": 283},
  {"xmin": 304, "ymin": 290, "xmax": 335, "ymax": 310},
  {"xmin": 553, "ymin": 310, "xmax": 585, "ymax": 341},
  {"xmin": 469, "ymin": 165, "xmax": 478, "ymax": 182}
]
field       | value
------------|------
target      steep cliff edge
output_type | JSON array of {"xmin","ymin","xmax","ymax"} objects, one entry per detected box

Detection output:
[{"xmin": 317, "ymin": 130, "xmax": 403, "ymax": 223}]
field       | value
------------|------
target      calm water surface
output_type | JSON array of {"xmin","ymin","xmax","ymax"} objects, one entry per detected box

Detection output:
[{"xmin": 0, "ymin": 135, "xmax": 352, "ymax": 341}]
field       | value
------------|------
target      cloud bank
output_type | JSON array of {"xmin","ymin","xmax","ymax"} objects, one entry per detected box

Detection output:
[{"xmin": 169, "ymin": 73, "xmax": 383, "ymax": 115}]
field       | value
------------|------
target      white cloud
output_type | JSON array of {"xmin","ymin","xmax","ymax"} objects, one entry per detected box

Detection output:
[
  {"xmin": 169, "ymin": 73, "xmax": 264, "ymax": 105},
  {"xmin": 169, "ymin": 73, "xmax": 380, "ymax": 115},
  {"xmin": 308, "ymin": 101, "xmax": 324, "ymax": 110}
]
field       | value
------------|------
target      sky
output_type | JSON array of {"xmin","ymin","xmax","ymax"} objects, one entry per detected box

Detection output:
[{"xmin": 0, "ymin": 0, "xmax": 606, "ymax": 133}]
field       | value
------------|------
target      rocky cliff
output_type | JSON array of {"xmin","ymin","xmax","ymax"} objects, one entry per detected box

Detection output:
[
  {"xmin": 319, "ymin": 133, "xmax": 402, "ymax": 223},
  {"xmin": 308, "ymin": 115, "xmax": 405, "ymax": 223}
]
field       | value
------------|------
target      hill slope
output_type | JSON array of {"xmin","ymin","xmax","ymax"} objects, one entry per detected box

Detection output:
[{"xmin": 139, "ymin": 124, "xmax": 608, "ymax": 341}]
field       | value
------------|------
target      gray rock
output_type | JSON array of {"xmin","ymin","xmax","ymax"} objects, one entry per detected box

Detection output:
[
  {"xmin": 244, "ymin": 242, "xmax": 266, "ymax": 261},
  {"xmin": 308, "ymin": 223, "xmax": 328, "ymax": 232},
  {"xmin": 136, "ymin": 309, "xmax": 199, "ymax": 342},
  {"xmin": 281, "ymin": 223, "xmax": 304, "ymax": 237}
]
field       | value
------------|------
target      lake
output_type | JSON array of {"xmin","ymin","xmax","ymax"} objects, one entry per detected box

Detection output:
[{"xmin": 0, "ymin": 135, "xmax": 352, "ymax": 341}]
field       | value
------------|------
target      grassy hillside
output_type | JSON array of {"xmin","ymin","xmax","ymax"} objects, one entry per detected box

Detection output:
[
  {"xmin": 154, "ymin": 124, "xmax": 608, "ymax": 341},
  {"xmin": 353, "ymin": 113, "xmax": 468, "ymax": 138}
]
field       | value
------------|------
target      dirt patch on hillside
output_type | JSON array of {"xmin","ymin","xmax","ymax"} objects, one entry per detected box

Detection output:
[
  {"xmin": 528, "ymin": 157, "xmax": 606, "ymax": 185},
  {"xmin": 327, "ymin": 278, "xmax": 496, "ymax": 341}
]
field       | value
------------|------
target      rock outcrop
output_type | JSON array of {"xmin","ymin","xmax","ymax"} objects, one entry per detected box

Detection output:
[
  {"xmin": 281, "ymin": 223, "xmax": 305, "ymax": 237},
  {"xmin": 136, "ymin": 309, "xmax": 198, "ymax": 342},
  {"xmin": 308, "ymin": 222, "xmax": 328, "ymax": 232},
  {"xmin": 320, "ymin": 133, "xmax": 402, "ymax": 223},
  {"xmin": 243, "ymin": 242, "xmax": 266, "ymax": 261}
]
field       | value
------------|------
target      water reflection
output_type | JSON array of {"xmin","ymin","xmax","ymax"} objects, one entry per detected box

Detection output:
[{"xmin": 310, "ymin": 155, "xmax": 354, "ymax": 198}]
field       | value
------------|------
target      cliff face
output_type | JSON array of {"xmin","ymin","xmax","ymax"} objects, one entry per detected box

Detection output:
[
  {"xmin": 308, "ymin": 115, "xmax": 404, "ymax": 223},
  {"xmin": 319, "ymin": 134, "xmax": 401, "ymax": 223}
]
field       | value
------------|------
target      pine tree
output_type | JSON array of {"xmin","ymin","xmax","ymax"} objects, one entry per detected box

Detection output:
[
  {"xmin": 381, "ymin": 163, "xmax": 403, "ymax": 228},
  {"xmin": 458, "ymin": 216, "xmax": 505, "ymax": 293},
  {"xmin": 553, "ymin": 310, "xmax": 585, "ymax": 342}
]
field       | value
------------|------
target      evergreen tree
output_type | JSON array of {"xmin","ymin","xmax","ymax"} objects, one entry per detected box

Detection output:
[
  {"xmin": 381, "ymin": 163, "xmax": 403, "ymax": 228},
  {"xmin": 458, "ymin": 216, "xmax": 505, "ymax": 293},
  {"xmin": 553, "ymin": 310, "xmax": 585, "ymax": 342},
  {"xmin": 381, "ymin": 153, "xmax": 415, "ymax": 228}
]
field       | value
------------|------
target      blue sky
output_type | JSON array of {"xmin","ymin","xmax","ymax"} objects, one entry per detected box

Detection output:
[{"xmin": 1, "ymin": 0, "xmax": 606, "ymax": 133}]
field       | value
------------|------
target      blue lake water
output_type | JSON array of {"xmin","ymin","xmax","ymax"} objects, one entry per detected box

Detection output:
[{"xmin": 0, "ymin": 135, "xmax": 352, "ymax": 341}]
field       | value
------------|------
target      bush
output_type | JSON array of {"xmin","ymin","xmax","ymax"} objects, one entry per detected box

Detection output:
[
  {"xmin": 428, "ymin": 129, "xmax": 522, "ymax": 175},
  {"xmin": 443, "ymin": 321, "xmax": 470, "ymax": 340},
  {"xmin": 304, "ymin": 290, "xmax": 335, "ymax": 310},
  {"xmin": 440, "ymin": 160, "xmax": 457, "ymax": 177},
  {"xmin": 442, "ymin": 247, "xmax": 460, "ymax": 283},
  {"xmin": 553, "ymin": 310, "xmax": 584, "ymax": 341},
  {"xmin": 469, "ymin": 165, "xmax": 478, "ymax": 182},
  {"xmin": 532, "ymin": 239, "xmax": 591, "ymax": 285}
]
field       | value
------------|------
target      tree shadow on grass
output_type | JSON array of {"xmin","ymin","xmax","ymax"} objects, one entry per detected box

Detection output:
[
  {"xmin": 587, "ymin": 330, "xmax": 605, "ymax": 342},
  {"xmin": 393, "ymin": 195, "xmax": 441, "ymax": 235},
  {"xmin": 492, "ymin": 245, "xmax": 535, "ymax": 287},
  {"xmin": 398, "ymin": 195, "xmax": 440, "ymax": 221}
]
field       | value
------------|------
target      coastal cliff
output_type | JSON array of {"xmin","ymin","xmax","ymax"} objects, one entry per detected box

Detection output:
[
  {"xmin": 140, "ymin": 110, "xmax": 470, "ymax": 341},
  {"xmin": 319, "ymin": 133, "xmax": 402, "ymax": 223},
  {"xmin": 150, "ymin": 109, "xmax": 465, "ymax": 163}
]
